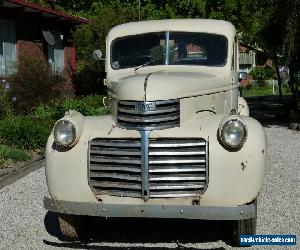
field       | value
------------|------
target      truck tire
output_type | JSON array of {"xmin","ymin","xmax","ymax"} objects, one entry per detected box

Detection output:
[
  {"xmin": 232, "ymin": 199, "xmax": 257, "ymax": 246},
  {"xmin": 58, "ymin": 213, "xmax": 85, "ymax": 240}
]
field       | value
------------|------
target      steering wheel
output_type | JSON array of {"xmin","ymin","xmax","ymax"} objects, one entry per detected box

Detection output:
[{"xmin": 129, "ymin": 55, "xmax": 155, "ymax": 65}]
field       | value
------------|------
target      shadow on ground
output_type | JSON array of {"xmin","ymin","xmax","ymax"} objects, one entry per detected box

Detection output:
[
  {"xmin": 245, "ymin": 95, "xmax": 292, "ymax": 127},
  {"xmin": 44, "ymin": 211, "xmax": 229, "ymax": 249}
]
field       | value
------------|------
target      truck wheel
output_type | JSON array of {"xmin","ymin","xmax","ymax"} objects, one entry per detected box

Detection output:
[
  {"xmin": 58, "ymin": 213, "xmax": 85, "ymax": 240},
  {"xmin": 232, "ymin": 199, "xmax": 257, "ymax": 246}
]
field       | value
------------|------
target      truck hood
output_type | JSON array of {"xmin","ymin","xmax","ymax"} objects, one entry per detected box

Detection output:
[{"xmin": 108, "ymin": 70, "xmax": 232, "ymax": 101}]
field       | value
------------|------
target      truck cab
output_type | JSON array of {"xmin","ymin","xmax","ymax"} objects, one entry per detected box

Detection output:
[{"xmin": 44, "ymin": 19, "xmax": 266, "ymax": 245}]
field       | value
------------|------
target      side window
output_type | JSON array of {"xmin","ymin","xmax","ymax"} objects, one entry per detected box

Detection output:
[
  {"xmin": 48, "ymin": 31, "xmax": 64, "ymax": 74},
  {"xmin": 235, "ymin": 36, "xmax": 238, "ymax": 70},
  {"xmin": 0, "ymin": 19, "xmax": 16, "ymax": 75},
  {"xmin": 232, "ymin": 36, "xmax": 238, "ymax": 70}
]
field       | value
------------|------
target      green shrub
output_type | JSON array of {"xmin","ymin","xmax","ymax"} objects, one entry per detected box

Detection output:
[
  {"xmin": 0, "ymin": 116, "xmax": 55, "ymax": 150},
  {"xmin": 249, "ymin": 66, "xmax": 276, "ymax": 82},
  {"xmin": 10, "ymin": 55, "xmax": 65, "ymax": 113},
  {"xmin": 63, "ymin": 95, "xmax": 108, "ymax": 116},
  {"xmin": 0, "ymin": 83, "xmax": 13, "ymax": 117},
  {"xmin": 0, "ymin": 144, "xmax": 31, "ymax": 162},
  {"xmin": 34, "ymin": 100, "xmax": 65, "ymax": 120},
  {"xmin": 34, "ymin": 95, "xmax": 109, "ymax": 120}
]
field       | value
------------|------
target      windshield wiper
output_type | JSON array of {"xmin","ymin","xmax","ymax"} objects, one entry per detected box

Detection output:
[{"xmin": 134, "ymin": 58, "xmax": 157, "ymax": 72}]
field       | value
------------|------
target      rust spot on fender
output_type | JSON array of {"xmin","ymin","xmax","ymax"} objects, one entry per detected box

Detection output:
[
  {"xmin": 241, "ymin": 162, "xmax": 247, "ymax": 170},
  {"xmin": 108, "ymin": 123, "xmax": 116, "ymax": 135},
  {"xmin": 192, "ymin": 196, "xmax": 201, "ymax": 205}
]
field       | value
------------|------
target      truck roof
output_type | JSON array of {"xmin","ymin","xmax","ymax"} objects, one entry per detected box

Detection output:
[{"xmin": 108, "ymin": 19, "xmax": 236, "ymax": 40}]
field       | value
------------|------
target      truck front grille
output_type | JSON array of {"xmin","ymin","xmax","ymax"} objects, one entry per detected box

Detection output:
[
  {"xmin": 149, "ymin": 138, "xmax": 208, "ymax": 198},
  {"xmin": 117, "ymin": 100, "xmax": 180, "ymax": 130},
  {"xmin": 89, "ymin": 138, "xmax": 142, "ymax": 198},
  {"xmin": 88, "ymin": 137, "xmax": 208, "ymax": 199}
]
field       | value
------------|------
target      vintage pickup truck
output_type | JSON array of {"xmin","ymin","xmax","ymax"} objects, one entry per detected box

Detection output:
[{"xmin": 44, "ymin": 19, "xmax": 266, "ymax": 245}]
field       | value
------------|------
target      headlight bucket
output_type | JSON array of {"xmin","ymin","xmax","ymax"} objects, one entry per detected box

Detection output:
[
  {"xmin": 53, "ymin": 110, "xmax": 84, "ymax": 148},
  {"xmin": 219, "ymin": 117, "xmax": 247, "ymax": 149},
  {"xmin": 54, "ymin": 120, "xmax": 76, "ymax": 147}
]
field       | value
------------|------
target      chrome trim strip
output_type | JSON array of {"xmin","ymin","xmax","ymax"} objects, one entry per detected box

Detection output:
[
  {"xmin": 118, "ymin": 115, "xmax": 178, "ymax": 123},
  {"xmin": 165, "ymin": 31, "xmax": 170, "ymax": 65},
  {"xmin": 118, "ymin": 107, "xmax": 179, "ymax": 115},
  {"xmin": 118, "ymin": 122, "xmax": 179, "ymax": 131},
  {"xmin": 140, "ymin": 129, "xmax": 150, "ymax": 201},
  {"xmin": 44, "ymin": 196, "xmax": 256, "ymax": 220}
]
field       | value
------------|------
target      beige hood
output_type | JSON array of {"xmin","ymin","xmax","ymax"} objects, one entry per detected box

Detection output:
[{"xmin": 107, "ymin": 70, "xmax": 233, "ymax": 101}]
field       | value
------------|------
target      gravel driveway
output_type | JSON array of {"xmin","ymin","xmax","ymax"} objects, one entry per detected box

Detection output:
[{"xmin": 0, "ymin": 125, "xmax": 299, "ymax": 249}]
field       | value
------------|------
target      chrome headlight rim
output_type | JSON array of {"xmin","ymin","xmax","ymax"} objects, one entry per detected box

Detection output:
[
  {"xmin": 219, "ymin": 118, "xmax": 247, "ymax": 150},
  {"xmin": 53, "ymin": 120, "xmax": 76, "ymax": 148}
]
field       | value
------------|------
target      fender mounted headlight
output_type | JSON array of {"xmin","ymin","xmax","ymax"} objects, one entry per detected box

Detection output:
[
  {"xmin": 219, "ymin": 118, "xmax": 247, "ymax": 149},
  {"xmin": 54, "ymin": 120, "xmax": 76, "ymax": 147}
]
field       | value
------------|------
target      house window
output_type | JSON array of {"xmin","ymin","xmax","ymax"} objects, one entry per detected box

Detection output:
[
  {"xmin": 48, "ymin": 32, "xmax": 64, "ymax": 74},
  {"xmin": 0, "ymin": 19, "xmax": 16, "ymax": 75}
]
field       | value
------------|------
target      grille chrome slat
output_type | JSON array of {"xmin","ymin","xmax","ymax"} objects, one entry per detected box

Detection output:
[
  {"xmin": 149, "ymin": 176, "xmax": 206, "ymax": 181},
  {"xmin": 118, "ymin": 106, "xmax": 179, "ymax": 115},
  {"xmin": 149, "ymin": 166, "xmax": 206, "ymax": 173},
  {"xmin": 149, "ymin": 150, "xmax": 205, "ymax": 156},
  {"xmin": 118, "ymin": 114, "xmax": 179, "ymax": 123},
  {"xmin": 90, "ymin": 172, "xmax": 141, "ymax": 181},
  {"xmin": 90, "ymin": 149, "xmax": 141, "ymax": 156},
  {"xmin": 88, "ymin": 137, "xmax": 208, "ymax": 199},
  {"xmin": 150, "ymin": 142, "xmax": 206, "ymax": 147},
  {"xmin": 90, "ymin": 141, "xmax": 141, "ymax": 148},
  {"xmin": 90, "ymin": 157, "xmax": 141, "ymax": 165},
  {"xmin": 95, "ymin": 190, "xmax": 142, "ymax": 198},
  {"xmin": 90, "ymin": 181, "xmax": 141, "ymax": 190},
  {"xmin": 150, "ymin": 193, "xmax": 202, "ymax": 198},
  {"xmin": 150, "ymin": 182, "xmax": 206, "ymax": 190},
  {"xmin": 90, "ymin": 165, "xmax": 141, "ymax": 173},
  {"xmin": 149, "ymin": 159, "xmax": 206, "ymax": 164},
  {"xmin": 117, "ymin": 100, "xmax": 180, "ymax": 130}
]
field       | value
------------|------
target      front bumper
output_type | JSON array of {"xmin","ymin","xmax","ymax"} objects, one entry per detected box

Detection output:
[{"xmin": 44, "ymin": 196, "xmax": 255, "ymax": 220}]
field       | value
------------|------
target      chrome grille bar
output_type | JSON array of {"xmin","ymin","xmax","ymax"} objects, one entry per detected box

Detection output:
[
  {"xmin": 89, "ymin": 138, "xmax": 142, "ymax": 197},
  {"xmin": 148, "ymin": 138, "xmax": 208, "ymax": 198},
  {"xmin": 88, "ymin": 137, "xmax": 208, "ymax": 199},
  {"xmin": 117, "ymin": 99, "xmax": 180, "ymax": 130}
]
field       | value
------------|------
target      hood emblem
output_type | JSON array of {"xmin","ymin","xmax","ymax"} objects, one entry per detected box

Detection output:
[{"xmin": 135, "ymin": 102, "xmax": 156, "ymax": 112}]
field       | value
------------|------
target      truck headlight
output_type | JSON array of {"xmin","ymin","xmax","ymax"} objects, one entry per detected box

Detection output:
[
  {"xmin": 219, "ymin": 118, "xmax": 247, "ymax": 149},
  {"xmin": 54, "ymin": 120, "xmax": 76, "ymax": 147}
]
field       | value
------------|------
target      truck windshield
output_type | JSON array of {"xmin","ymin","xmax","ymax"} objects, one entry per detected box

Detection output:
[{"xmin": 111, "ymin": 31, "xmax": 228, "ymax": 70}]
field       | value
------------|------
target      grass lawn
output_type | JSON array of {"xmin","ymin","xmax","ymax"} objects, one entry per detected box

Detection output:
[
  {"xmin": 242, "ymin": 84, "xmax": 292, "ymax": 97},
  {"xmin": 0, "ymin": 144, "xmax": 31, "ymax": 166}
]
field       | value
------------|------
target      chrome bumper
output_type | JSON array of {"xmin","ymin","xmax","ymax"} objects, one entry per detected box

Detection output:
[{"xmin": 44, "ymin": 196, "xmax": 255, "ymax": 220}]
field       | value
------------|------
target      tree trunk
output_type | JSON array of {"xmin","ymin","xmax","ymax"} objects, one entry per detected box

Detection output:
[
  {"xmin": 272, "ymin": 48, "xmax": 283, "ymax": 101},
  {"xmin": 288, "ymin": 57, "xmax": 297, "ymax": 105}
]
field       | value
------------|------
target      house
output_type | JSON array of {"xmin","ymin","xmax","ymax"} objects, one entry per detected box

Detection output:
[
  {"xmin": 239, "ymin": 44, "xmax": 273, "ymax": 73},
  {"xmin": 0, "ymin": 0, "xmax": 88, "ymax": 95}
]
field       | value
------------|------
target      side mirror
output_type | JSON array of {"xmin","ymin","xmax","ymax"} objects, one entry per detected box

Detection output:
[
  {"xmin": 238, "ymin": 72, "xmax": 248, "ymax": 81},
  {"xmin": 93, "ymin": 49, "xmax": 105, "ymax": 61}
]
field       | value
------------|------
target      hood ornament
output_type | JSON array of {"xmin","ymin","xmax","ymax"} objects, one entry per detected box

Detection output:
[{"xmin": 143, "ymin": 73, "xmax": 152, "ymax": 101}]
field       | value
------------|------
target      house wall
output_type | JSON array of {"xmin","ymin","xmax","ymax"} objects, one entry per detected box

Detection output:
[{"xmin": 0, "ymin": 7, "xmax": 76, "ymax": 96}]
